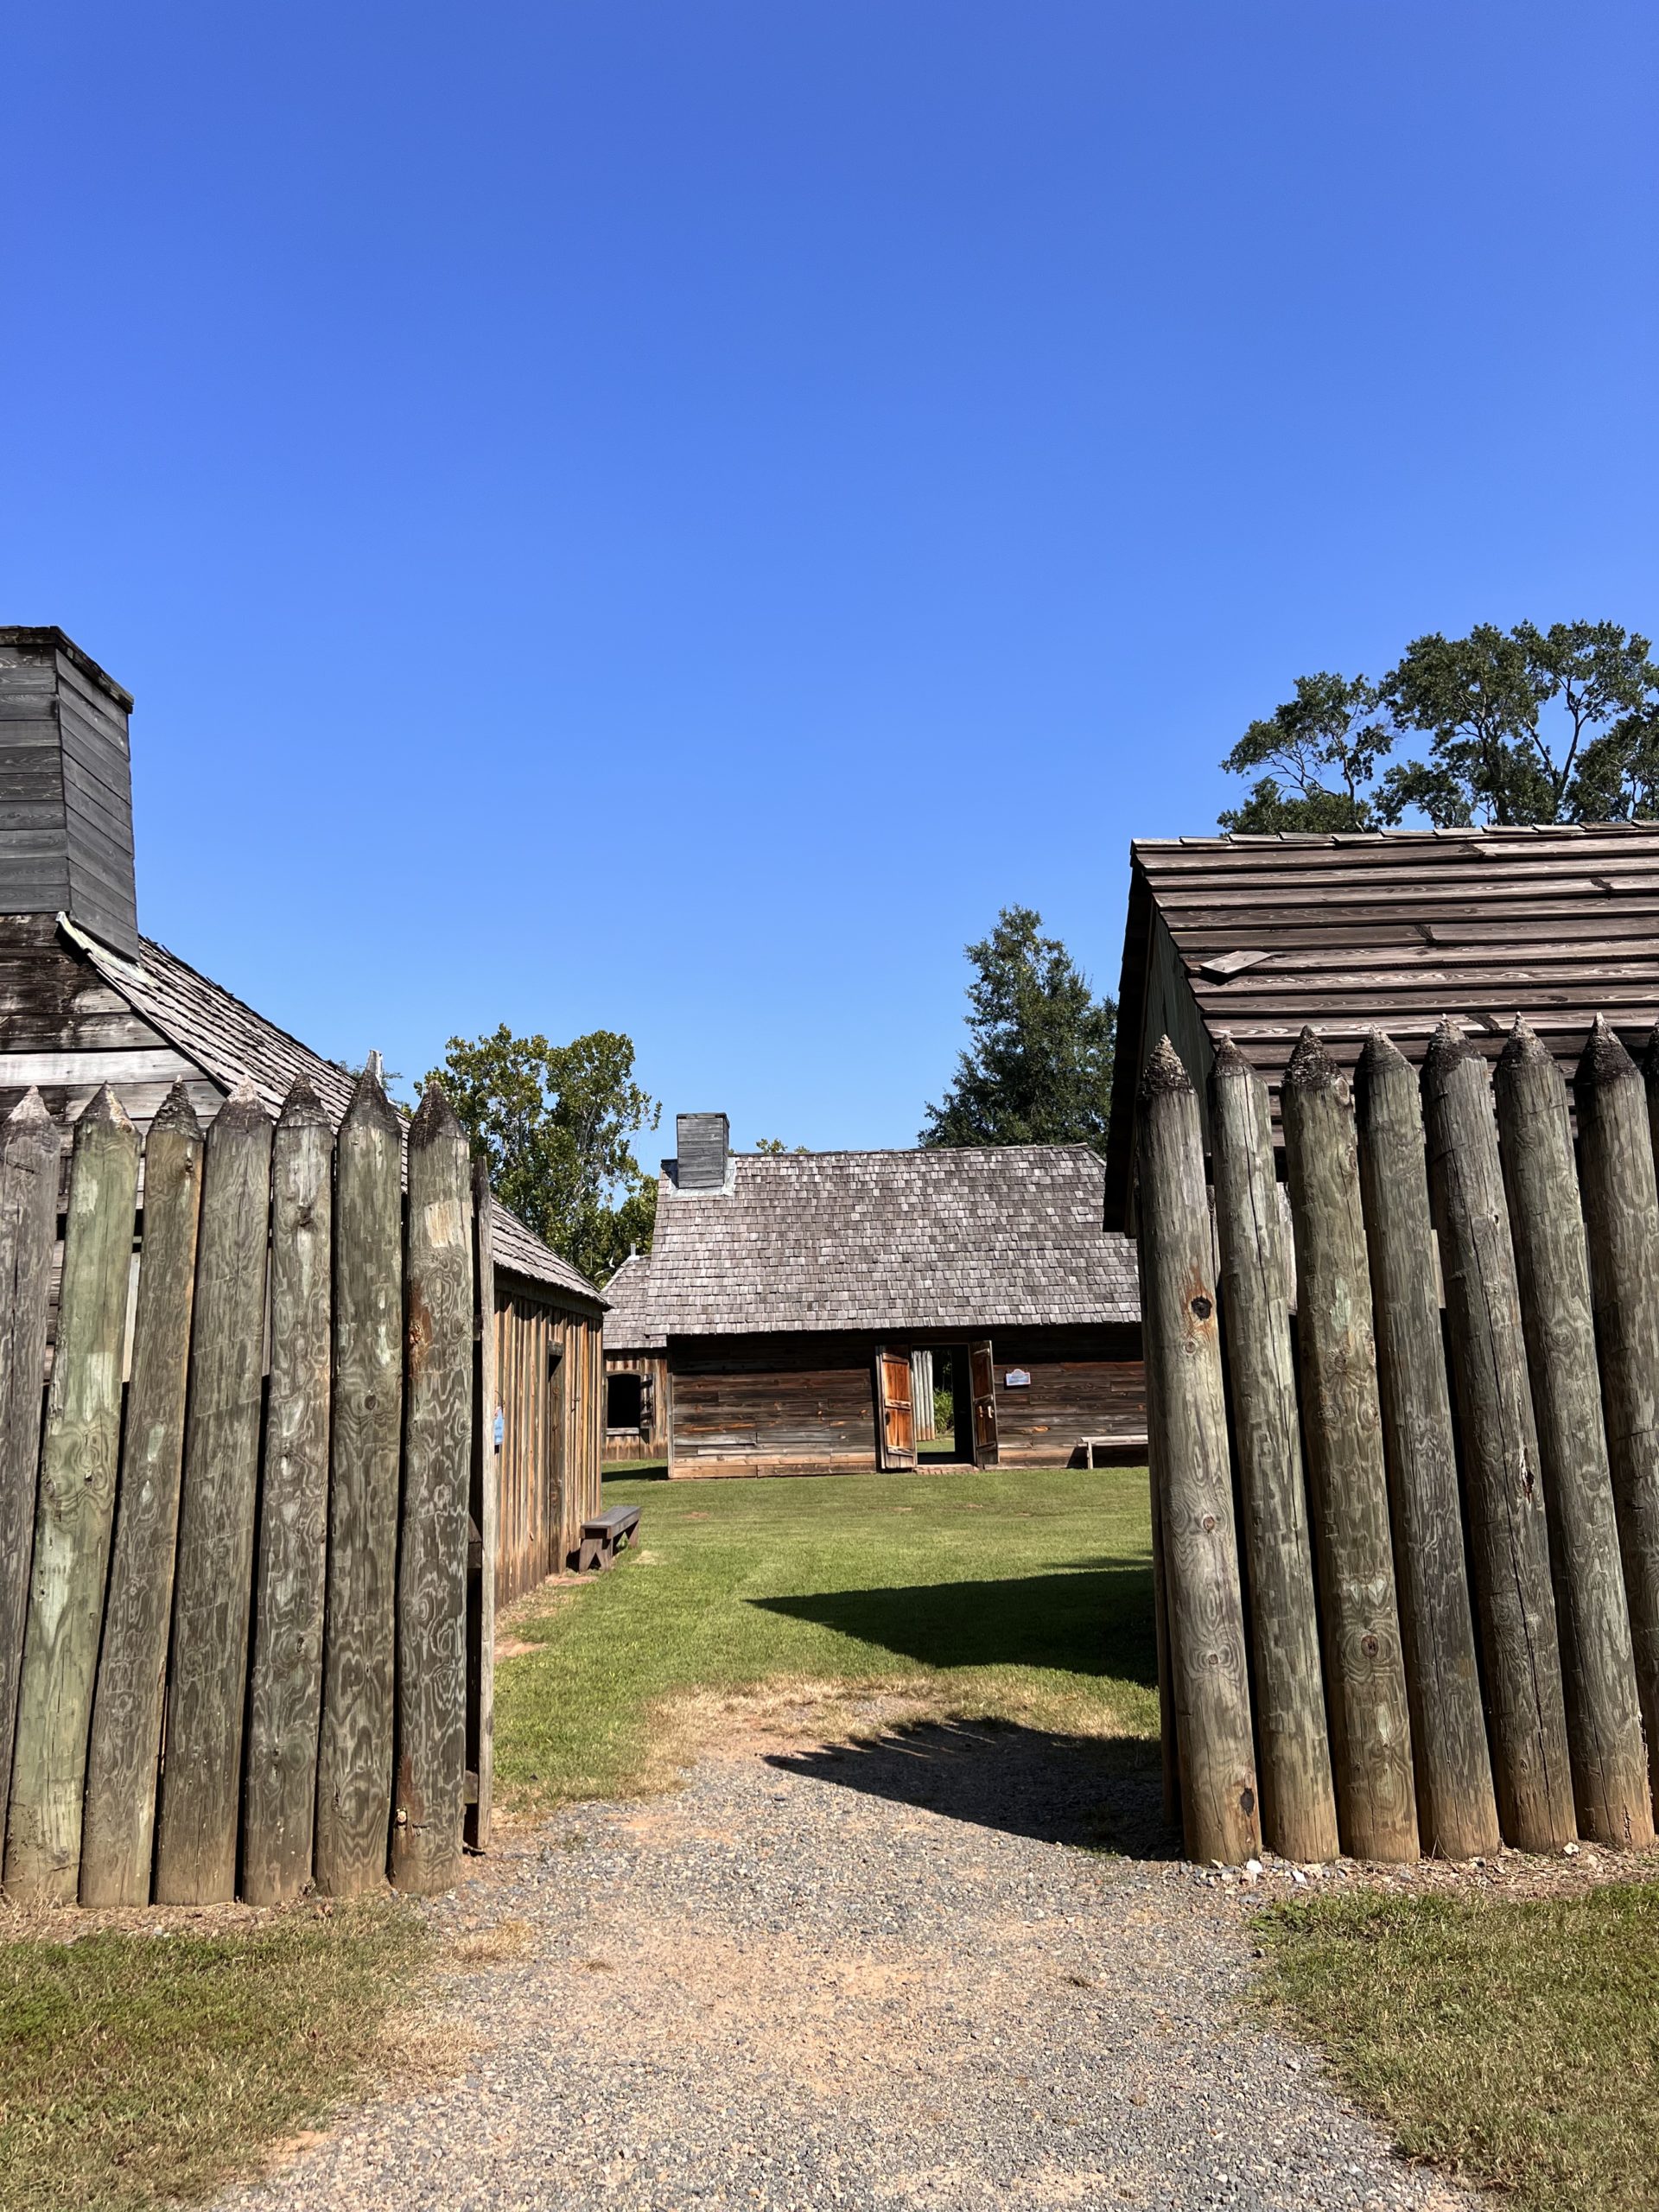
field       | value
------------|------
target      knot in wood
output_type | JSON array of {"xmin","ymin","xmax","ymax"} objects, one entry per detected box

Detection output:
[
  {"xmin": 1190, "ymin": 1294, "xmax": 1213, "ymax": 1322},
  {"xmin": 1201, "ymin": 1512, "xmax": 1217, "ymax": 1533},
  {"xmin": 1362, "ymin": 1634, "xmax": 1379, "ymax": 1657}
]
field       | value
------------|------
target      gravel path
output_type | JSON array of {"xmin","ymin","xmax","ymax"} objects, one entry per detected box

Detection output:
[{"xmin": 230, "ymin": 1714, "xmax": 1471, "ymax": 2212}]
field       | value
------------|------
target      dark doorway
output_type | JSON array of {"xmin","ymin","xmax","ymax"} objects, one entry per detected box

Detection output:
[{"xmin": 917, "ymin": 1345, "xmax": 973, "ymax": 1465}]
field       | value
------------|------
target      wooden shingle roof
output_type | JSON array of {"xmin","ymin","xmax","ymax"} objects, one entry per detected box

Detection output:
[
  {"xmin": 71, "ymin": 924, "xmax": 603, "ymax": 1307},
  {"xmin": 601, "ymin": 1143, "xmax": 1139, "ymax": 1346},
  {"xmin": 1106, "ymin": 822, "xmax": 1659, "ymax": 1228}
]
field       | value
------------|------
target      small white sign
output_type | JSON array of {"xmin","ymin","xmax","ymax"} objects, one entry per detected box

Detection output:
[
  {"xmin": 493, "ymin": 1407, "xmax": 505, "ymax": 1450},
  {"xmin": 1004, "ymin": 1369, "xmax": 1031, "ymax": 1389}
]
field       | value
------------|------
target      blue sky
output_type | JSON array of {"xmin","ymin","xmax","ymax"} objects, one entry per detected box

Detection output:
[{"xmin": 5, "ymin": 3, "xmax": 1656, "ymax": 1160}]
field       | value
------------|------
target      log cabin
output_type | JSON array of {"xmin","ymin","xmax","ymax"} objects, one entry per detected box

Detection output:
[
  {"xmin": 1104, "ymin": 823, "xmax": 1659, "ymax": 1227},
  {"xmin": 602, "ymin": 1112, "xmax": 1144, "ymax": 1476},
  {"xmin": 0, "ymin": 626, "xmax": 605, "ymax": 1606}
]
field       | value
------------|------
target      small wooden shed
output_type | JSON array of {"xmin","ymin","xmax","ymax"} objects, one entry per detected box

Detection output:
[
  {"xmin": 1105, "ymin": 822, "xmax": 1659, "ymax": 1224},
  {"xmin": 0, "ymin": 626, "xmax": 606, "ymax": 1607},
  {"xmin": 603, "ymin": 1113, "xmax": 1144, "ymax": 1476}
]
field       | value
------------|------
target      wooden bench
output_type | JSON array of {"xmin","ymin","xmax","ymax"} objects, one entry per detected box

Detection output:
[
  {"xmin": 1077, "ymin": 1433, "xmax": 1150, "ymax": 1468},
  {"xmin": 577, "ymin": 1504, "xmax": 642, "ymax": 1573}
]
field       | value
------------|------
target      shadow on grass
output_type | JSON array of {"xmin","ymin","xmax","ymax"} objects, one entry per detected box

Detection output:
[
  {"xmin": 766, "ymin": 1718, "xmax": 1174, "ymax": 1856},
  {"xmin": 749, "ymin": 1565, "xmax": 1156, "ymax": 1686}
]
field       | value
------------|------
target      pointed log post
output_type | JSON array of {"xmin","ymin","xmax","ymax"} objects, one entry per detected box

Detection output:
[
  {"xmin": 1135, "ymin": 1228, "xmax": 1180, "ymax": 1831},
  {"xmin": 1421, "ymin": 1017, "xmax": 1575, "ymax": 1852},
  {"xmin": 392, "ymin": 1086, "xmax": 474, "ymax": 1893},
  {"xmin": 154, "ymin": 1081, "xmax": 273, "ymax": 1904},
  {"xmin": 242, "ymin": 1078, "xmax": 334, "ymax": 1905},
  {"xmin": 0, "ymin": 1091, "xmax": 62, "ymax": 1826},
  {"xmin": 4, "ymin": 1088, "xmax": 141, "ymax": 1901},
  {"xmin": 1137, "ymin": 1036, "xmax": 1260, "ymax": 1866},
  {"xmin": 1579, "ymin": 1016, "xmax": 1659, "ymax": 1810},
  {"xmin": 465, "ymin": 1152, "xmax": 497, "ymax": 1853},
  {"xmin": 1208, "ymin": 1036, "xmax": 1338, "ymax": 1863},
  {"xmin": 1281, "ymin": 1029, "xmax": 1419, "ymax": 1862},
  {"xmin": 1353, "ymin": 1033, "xmax": 1500, "ymax": 1859},
  {"xmin": 315, "ymin": 1065, "xmax": 404, "ymax": 1894},
  {"xmin": 80, "ymin": 1084, "xmax": 206, "ymax": 1905},
  {"xmin": 1496, "ymin": 1019, "xmax": 1652, "ymax": 1847}
]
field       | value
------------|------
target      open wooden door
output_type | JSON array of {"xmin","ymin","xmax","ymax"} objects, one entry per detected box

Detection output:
[
  {"xmin": 969, "ymin": 1339, "xmax": 999, "ymax": 1466},
  {"xmin": 875, "ymin": 1344, "xmax": 916, "ymax": 1470}
]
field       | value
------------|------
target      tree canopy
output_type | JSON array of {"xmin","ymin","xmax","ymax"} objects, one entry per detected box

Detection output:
[
  {"xmin": 424, "ymin": 1024, "xmax": 659, "ymax": 1287},
  {"xmin": 918, "ymin": 906, "xmax": 1116, "ymax": 1149},
  {"xmin": 1219, "ymin": 621, "xmax": 1659, "ymax": 831}
]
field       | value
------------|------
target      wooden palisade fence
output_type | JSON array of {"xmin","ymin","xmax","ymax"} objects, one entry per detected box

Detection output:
[
  {"xmin": 0, "ymin": 1066, "xmax": 493, "ymax": 1907},
  {"xmin": 1141, "ymin": 1014, "xmax": 1659, "ymax": 1866}
]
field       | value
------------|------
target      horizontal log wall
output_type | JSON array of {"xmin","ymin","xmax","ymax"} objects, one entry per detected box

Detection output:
[{"xmin": 0, "ymin": 1074, "xmax": 492, "ymax": 1908}]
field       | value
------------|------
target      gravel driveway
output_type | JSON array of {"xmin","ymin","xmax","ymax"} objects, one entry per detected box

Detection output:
[{"xmin": 229, "ymin": 1712, "xmax": 1471, "ymax": 2212}]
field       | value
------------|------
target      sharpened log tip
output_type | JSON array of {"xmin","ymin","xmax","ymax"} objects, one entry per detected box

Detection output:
[
  {"xmin": 1357, "ymin": 1027, "xmax": 1409, "ymax": 1079},
  {"xmin": 277, "ymin": 1074, "xmax": 329, "ymax": 1128},
  {"xmin": 150, "ymin": 1078, "xmax": 202, "ymax": 1135},
  {"xmin": 343, "ymin": 1058, "xmax": 404, "ymax": 1135},
  {"xmin": 410, "ymin": 1081, "xmax": 467, "ymax": 1146},
  {"xmin": 1139, "ymin": 1034, "xmax": 1192, "ymax": 1100},
  {"xmin": 215, "ymin": 1076, "xmax": 270, "ymax": 1130},
  {"xmin": 1575, "ymin": 1012, "xmax": 1639, "ymax": 1090},
  {"xmin": 1643, "ymin": 1020, "xmax": 1659, "ymax": 1081},
  {"xmin": 1209, "ymin": 1032, "xmax": 1250, "ymax": 1078},
  {"xmin": 4, "ymin": 1085, "xmax": 53, "ymax": 1129},
  {"xmin": 1422, "ymin": 1014, "xmax": 1480, "ymax": 1078},
  {"xmin": 1281, "ymin": 1025, "xmax": 1338, "ymax": 1091},
  {"xmin": 79, "ymin": 1082, "xmax": 134, "ymax": 1131},
  {"xmin": 1497, "ymin": 1014, "xmax": 1550, "ymax": 1075}
]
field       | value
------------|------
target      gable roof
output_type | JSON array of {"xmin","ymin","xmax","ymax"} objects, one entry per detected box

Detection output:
[
  {"xmin": 68, "ymin": 921, "xmax": 602, "ymax": 1306},
  {"xmin": 1105, "ymin": 821, "xmax": 1659, "ymax": 1228},
  {"xmin": 601, "ymin": 1143, "xmax": 1139, "ymax": 1346}
]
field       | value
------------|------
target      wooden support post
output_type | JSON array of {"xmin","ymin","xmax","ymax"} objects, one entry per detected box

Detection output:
[
  {"xmin": 315, "ymin": 1065, "xmax": 404, "ymax": 1895},
  {"xmin": 1496, "ymin": 1020, "xmax": 1652, "ymax": 1847},
  {"xmin": 1208, "ymin": 1037, "xmax": 1338, "ymax": 1864},
  {"xmin": 1354, "ymin": 1032, "xmax": 1500, "ymax": 1860},
  {"xmin": 0, "ymin": 1091, "xmax": 61, "ymax": 1834},
  {"xmin": 1135, "ymin": 1229, "xmax": 1180, "ymax": 1832},
  {"xmin": 154, "ymin": 1081, "xmax": 272, "ymax": 1904},
  {"xmin": 391, "ymin": 1087, "xmax": 474, "ymax": 1893},
  {"xmin": 241, "ymin": 1079, "xmax": 334, "ymax": 1904},
  {"xmin": 1579, "ymin": 1017, "xmax": 1659, "ymax": 1812},
  {"xmin": 80, "ymin": 1084, "xmax": 205, "ymax": 1905},
  {"xmin": 1421, "ymin": 1017, "xmax": 1575, "ymax": 1852},
  {"xmin": 1136, "ymin": 1036, "xmax": 1260, "ymax": 1866},
  {"xmin": 1281, "ymin": 1029, "xmax": 1418, "ymax": 1862},
  {"xmin": 466, "ymin": 1155, "xmax": 497, "ymax": 1853},
  {"xmin": 4, "ymin": 1087, "xmax": 141, "ymax": 1901}
]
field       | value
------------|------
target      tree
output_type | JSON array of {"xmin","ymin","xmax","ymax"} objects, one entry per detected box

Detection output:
[
  {"xmin": 424, "ymin": 1025, "xmax": 659, "ymax": 1286},
  {"xmin": 753, "ymin": 1137, "xmax": 809, "ymax": 1154},
  {"xmin": 1219, "ymin": 621, "xmax": 1659, "ymax": 830},
  {"xmin": 919, "ymin": 906, "xmax": 1116, "ymax": 1148}
]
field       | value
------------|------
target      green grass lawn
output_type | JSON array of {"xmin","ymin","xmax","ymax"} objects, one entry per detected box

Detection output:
[
  {"xmin": 0, "ymin": 1901, "xmax": 426, "ymax": 2212},
  {"xmin": 1258, "ymin": 1882, "xmax": 1659, "ymax": 2212},
  {"xmin": 495, "ymin": 1464, "xmax": 1159, "ymax": 1809}
]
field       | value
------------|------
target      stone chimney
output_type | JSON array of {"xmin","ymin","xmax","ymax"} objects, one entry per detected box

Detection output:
[
  {"xmin": 0, "ymin": 627, "xmax": 138, "ymax": 956},
  {"xmin": 676, "ymin": 1111, "xmax": 729, "ymax": 1192}
]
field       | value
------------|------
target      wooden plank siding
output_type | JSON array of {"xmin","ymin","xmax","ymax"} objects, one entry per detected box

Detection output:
[
  {"xmin": 1107, "ymin": 823, "xmax": 1659, "ymax": 1230},
  {"xmin": 601, "ymin": 1351, "xmax": 670, "ymax": 1464},
  {"xmin": 493, "ymin": 1286, "xmax": 604, "ymax": 1607}
]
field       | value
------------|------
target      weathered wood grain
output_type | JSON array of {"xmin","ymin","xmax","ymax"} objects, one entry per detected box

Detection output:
[
  {"xmin": 1353, "ymin": 1032, "xmax": 1499, "ymax": 1859},
  {"xmin": 0, "ymin": 1090, "xmax": 60, "ymax": 1825},
  {"xmin": 391, "ymin": 1087, "xmax": 474, "ymax": 1893},
  {"xmin": 1281, "ymin": 1028, "xmax": 1419, "ymax": 1863},
  {"xmin": 1580, "ymin": 1018, "xmax": 1659, "ymax": 1810},
  {"xmin": 1208, "ymin": 1035, "xmax": 1338, "ymax": 1863},
  {"xmin": 315, "ymin": 1065, "xmax": 404, "ymax": 1895},
  {"xmin": 1421, "ymin": 1016, "xmax": 1576, "ymax": 1852},
  {"xmin": 1496, "ymin": 1019, "xmax": 1651, "ymax": 1848},
  {"xmin": 3, "ymin": 1086, "xmax": 139, "ymax": 1901},
  {"xmin": 153, "ymin": 1080, "xmax": 272, "ymax": 1904},
  {"xmin": 467, "ymin": 1153, "xmax": 496, "ymax": 1853},
  {"xmin": 1136, "ymin": 1036, "xmax": 1260, "ymax": 1866},
  {"xmin": 79, "ymin": 1084, "xmax": 205, "ymax": 1905},
  {"xmin": 1135, "ymin": 1230, "xmax": 1180, "ymax": 1831},
  {"xmin": 241, "ymin": 1078, "xmax": 333, "ymax": 1905}
]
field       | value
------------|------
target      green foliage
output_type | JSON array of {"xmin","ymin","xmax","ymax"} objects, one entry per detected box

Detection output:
[
  {"xmin": 919, "ymin": 905, "xmax": 1116, "ymax": 1149},
  {"xmin": 1220, "ymin": 621, "xmax": 1659, "ymax": 830},
  {"xmin": 424, "ymin": 1025, "xmax": 659, "ymax": 1287},
  {"xmin": 753, "ymin": 1137, "xmax": 809, "ymax": 1154}
]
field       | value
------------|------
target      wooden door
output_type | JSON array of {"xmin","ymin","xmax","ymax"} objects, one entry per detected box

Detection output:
[
  {"xmin": 874, "ymin": 1344, "xmax": 916, "ymax": 1470},
  {"xmin": 969, "ymin": 1339, "xmax": 999, "ymax": 1466}
]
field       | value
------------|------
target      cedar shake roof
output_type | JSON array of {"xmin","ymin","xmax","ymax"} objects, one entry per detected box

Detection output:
[
  {"xmin": 1106, "ymin": 821, "xmax": 1659, "ymax": 1229},
  {"xmin": 70, "ymin": 922, "xmax": 602, "ymax": 1306},
  {"xmin": 601, "ymin": 1144, "xmax": 1139, "ymax": 1347}
]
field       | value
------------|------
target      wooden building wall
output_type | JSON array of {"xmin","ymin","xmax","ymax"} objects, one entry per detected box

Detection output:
[
  {"xmin": 664, "ymin": 1327, "xmax": 1146, "ymax": 1477},
  {"xmin": 602, "ymin": 1351, "xmax": 670, "ymax": 1465},
  {"xmin": 493, "ymin": 1284, "xmax": 604, "ymax": 1606}
]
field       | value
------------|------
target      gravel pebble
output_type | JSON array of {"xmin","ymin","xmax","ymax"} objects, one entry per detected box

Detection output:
[{"xmin": 226, "ymin": 1718, "xmax": 1472, "ymax": 2211}]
